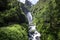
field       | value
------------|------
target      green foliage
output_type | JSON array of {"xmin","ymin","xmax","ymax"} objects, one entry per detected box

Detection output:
[
  {"xmin": 0, "ymin": 0, "xmax": 28, "ymax": 40},
  {"xmin": 0, "ymin": 0, "xmax": 28, "ymax": 26},
  {"xmin": 31, "ymin": 0, "xmax": 60, "ymax": 40},
  {"xmin": 0, "ymin": 24, "xmax": 28, "ymax": 40}
]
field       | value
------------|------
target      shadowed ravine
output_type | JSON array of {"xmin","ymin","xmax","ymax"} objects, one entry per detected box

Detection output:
[{"xmin": 17, "ymin": 0, "xmax": 41, "ymax": 40}]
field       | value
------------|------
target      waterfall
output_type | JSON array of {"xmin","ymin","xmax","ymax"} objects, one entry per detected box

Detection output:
[{"xmin": 17, "ymin": 0, "xmax": 41, "ymax": 40}]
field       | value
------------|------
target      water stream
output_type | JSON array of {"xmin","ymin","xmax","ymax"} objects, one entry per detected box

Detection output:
[{"xmin": 17, "ymin": 0, "xmax": 41, "ymax": 40}]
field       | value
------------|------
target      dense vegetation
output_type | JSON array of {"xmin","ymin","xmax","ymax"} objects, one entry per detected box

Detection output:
[
  {"xmin": 31, "ymin": 0, "xmax": 60, "ymax": 40},
  {"xmin": 0, "ymin": 0, "xmax": 28, "ymax": 40},
  {"xmin": 0, "ymin": 0, "xmax": 60, "ymax": 40}
]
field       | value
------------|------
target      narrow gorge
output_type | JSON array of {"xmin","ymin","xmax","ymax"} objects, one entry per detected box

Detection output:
[{"xmin": 17, "ymin": 0, "xmax": 41, "ymax": 40}]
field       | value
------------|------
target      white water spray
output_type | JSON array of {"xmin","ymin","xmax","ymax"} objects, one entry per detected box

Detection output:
[{"xmin": 17, "ymin": 0, "xmax": 41, "ymax": 40}]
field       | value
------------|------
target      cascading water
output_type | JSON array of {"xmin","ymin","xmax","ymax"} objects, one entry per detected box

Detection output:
[{"xmin": 17, "ymin": 0, "xmax": 41, "ymax": 40}]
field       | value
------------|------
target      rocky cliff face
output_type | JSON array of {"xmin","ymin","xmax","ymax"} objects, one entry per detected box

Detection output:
[{"xmin": 0, "ymin": 0, "xmax": 60, "ymax": 40}]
